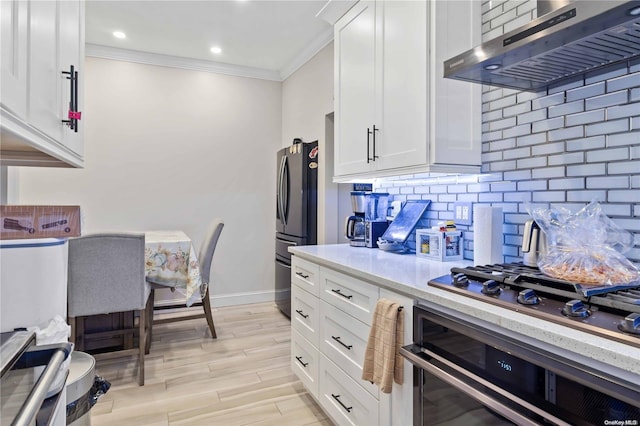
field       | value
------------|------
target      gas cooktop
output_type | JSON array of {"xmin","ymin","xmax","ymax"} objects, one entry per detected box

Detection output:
[{"xmin": 429, "ymin": 262, "xmax": 640, "ymax": 348}]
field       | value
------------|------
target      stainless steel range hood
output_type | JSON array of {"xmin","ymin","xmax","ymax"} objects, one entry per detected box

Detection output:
[{"xmin": 444, "ymin": 1, "xmax": 640, "ymax": 91}]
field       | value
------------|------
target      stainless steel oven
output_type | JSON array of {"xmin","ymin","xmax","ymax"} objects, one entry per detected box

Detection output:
[{"xmin": 400, "ymin": 304, "xmax": 640, "ymax": 426}]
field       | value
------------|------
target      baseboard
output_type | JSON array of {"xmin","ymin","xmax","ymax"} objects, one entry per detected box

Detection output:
[{"xmin": 153, "ymin": 289, "xmax": 276, "ymax": 309}]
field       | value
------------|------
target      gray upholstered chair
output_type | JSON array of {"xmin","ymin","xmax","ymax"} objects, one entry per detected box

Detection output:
[
  {"xmin": 67, "ymin": 233, "xmax": 151, "ymax": 386},
  {"xmin": 145, "ymin": 218, "xmax": 224, "ymax": 353}
]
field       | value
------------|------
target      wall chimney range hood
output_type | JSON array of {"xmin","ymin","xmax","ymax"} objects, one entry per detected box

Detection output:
[{"xmin": 444, "ymin": 1, "xmax": 640, "ymax": 91}]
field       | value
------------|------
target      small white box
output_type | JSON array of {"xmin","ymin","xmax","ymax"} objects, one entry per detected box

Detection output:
[{"xmin": 416, "ymin": 229, "xmax": 463, "ymax": 261}]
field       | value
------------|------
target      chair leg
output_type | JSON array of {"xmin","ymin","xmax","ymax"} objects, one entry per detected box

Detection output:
[
  {"xmin": 202, "ymin": 286, "xmax": 217, "ymax": 339},
  {"xmin": 145, "ymin": 289, "xmax": 155, "ymax": 354},
  {"xmin": 137, "ymin": 307, "xmax": 146, "ymax": 386}
]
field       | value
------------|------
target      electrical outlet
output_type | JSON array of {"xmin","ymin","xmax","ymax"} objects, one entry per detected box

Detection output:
[{"xmin": 454, "ymin": 202, "xmax": 473, "ymax": 225}]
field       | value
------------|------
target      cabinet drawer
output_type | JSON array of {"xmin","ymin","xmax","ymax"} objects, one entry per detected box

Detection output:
[
  {"xmin": 291, "ymin": 329, "xmax": 319, "ymax": 398},
  {"xmin": 320, "ymin": 301, "xmax": 378, "ymax": 398},
  {"xmin": 291, "ymin": 283, "xmax": 320, "ymax": 347},
  {"xmin": 319, "ymin": 354, "xmax": 379, "ymax": 426},
  {"xmin": 320, "ymin": 267, "xmax": 378, "ymax": 325},
  {"xmin": 292, "ymin": 256, "xmax": 320, "ymax": 296}
]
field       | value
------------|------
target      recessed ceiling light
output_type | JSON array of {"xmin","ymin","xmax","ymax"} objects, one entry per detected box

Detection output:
[
  {"xmin": 485, "ymin": 64, "xmax": 501, "ymax": 70},
  {"xmin": 113, "ymin": 31, "xmax": 126, "ymax": 39},
  {"xmin": 210, "ymin": 46, "xmax": 222, "ymax": 54},
  {"xmin": 628, "ymin": 5, "xmax": 640, "ymax": 16}
]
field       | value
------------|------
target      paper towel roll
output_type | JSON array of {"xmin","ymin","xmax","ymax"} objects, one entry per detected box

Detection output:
[{"xmin": 473, "ymin": 206, "xmax": 503, "ymax": 265}]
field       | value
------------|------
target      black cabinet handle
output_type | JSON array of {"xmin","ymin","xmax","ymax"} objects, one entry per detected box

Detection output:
[
  {"xmin": 331, "ymin": 289, "xmax": 353, "ymax": 299},
  {"xmin": 295, "ymin": 309, "xmax": 309, "ymax": 319},
  {"xmin": 372, "ymin": 125, "xmax": 379, "ymax": 160},
  {"xmin": 295, "ymin": 272, "xmax": 309, "ymax": 279},
  {"xmin": 61, "ymin": 65, "xmax": 81, "ymax": 132},
  {"xmin": 331, "ymin": 394, "xmax": 353, "ymax": 413},
  {"xmin": 331, "ymin": 335, "xmax": 353, "ymax": 350},
  {"xmin": 295, "ymin": 356, "xmax": 308, "ymax": 367}
]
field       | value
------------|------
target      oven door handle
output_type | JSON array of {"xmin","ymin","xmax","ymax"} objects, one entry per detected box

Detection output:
[
  {"xmin": 13, "ymin": 344, "xmax": 72, "ymax": 426},
  {"xmin": 399, "ymin": 345, "xmax": 571, "ymax": 426}
]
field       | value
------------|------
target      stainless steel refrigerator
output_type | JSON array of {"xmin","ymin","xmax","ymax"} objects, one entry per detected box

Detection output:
[{"xmin": 275, "ymin": 139, "xmax": 318, "ymax": 317}]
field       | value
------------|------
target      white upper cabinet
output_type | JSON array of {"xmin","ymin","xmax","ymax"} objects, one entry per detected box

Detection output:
[
  {"xmin": 1, "ymin": 0, "xmax": 84, "ymax": 168},
  {"xmin": 333, "ymin": 0, "xmax": 481, "ymax": 182}
]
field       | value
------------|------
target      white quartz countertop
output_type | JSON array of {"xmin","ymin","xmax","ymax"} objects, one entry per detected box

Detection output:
[{"xmin": 289, "ymin": 244, "xmax": 640, "ymax": 383}]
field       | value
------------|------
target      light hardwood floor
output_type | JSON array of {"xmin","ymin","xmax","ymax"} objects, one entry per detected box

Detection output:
[{"xmin": 91, "ymin": 302, "xmax": 333, "ymax": 426}]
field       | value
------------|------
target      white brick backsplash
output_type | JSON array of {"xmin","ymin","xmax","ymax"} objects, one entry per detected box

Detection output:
[
  {"xmin": 608, "ymin": 132, "xmax": 640, "ymax": 147},
  {"xmin": 532, "ymin": 141, "xmax": 564, "ymax": 156},
  {"xmin": 586, "ymin": 147, "xmax": 629, "ymax": 163},
  {"xmin": 548, "ymin": 100, "xmax": 584, "ymax": 118},
  {"xmin": 549, "ymin": 178, "xmax": 584, "ymax": 190},
  {"xmin": 565, "ymin": 110, "xmax": 605, "ymax": 127},
  {"xmin": 586, "ymin": 91, "xmax": 628, "ymax": 110},
  {"xmin": 585, "ymin": 119, "xmax": 630, "ymax": 137},
  {"xmin": 532, "ymin": 166, "xmax": 566, "ymax": 179},
  {"xmin": 532, "ymin": 117, "xmax": 564, "ymax": 132},
  {"xmin": 601, "ymin": 204, "xmax": 632, "ymax": 217},
  {"xmin": 608, "ymin": 160, "xmax": 640, "ymax": 174},
  {"xmin": 503, "ymin": 147, "xmax": 531, "ymax": 160},
  {"xmin": 373, "ymin": 1, "xmax": 639, "ymax": 263},
  {"xmin": 489, "ymin": 117, "xmax": 517, "ymax": 131},
  {"xmin": 490, "ymin": 138, "xmax": 517, "ymax": 151},
  {"xmin": 504, "ymin": 170, "xmax": 531, "ymax": 181},
  {"xmin": 503, "ymin": 123, "xmax": 532, "ymax": 138},
  {"xmin": 531, "ymin": 92, "xmax": 564, "ymax": 110},
  {"xmin": 503, "ymin": 102, "xmax": 532, "ymax": 117},
  {"xmin": 517, "ymin": 180, "xmax": 547, "ymax": 191},
  {"xmin": 548, "ymin": 126, "xmax": 584, "ymax": 142},
  {"xmin": 517, "ymin": 133, "xmax": 547, "ymax": 146},
  {"xmin": 516, "ymin": 156, "xmax": 546, "ymax": 169},
  {"xmin": 517, "ymin": 109, "xmax": 547, "ymax": 124},
  {"xmin": 566, "ymin": 82, "xmax": 605, "ymax": 102},
  {"xmin": 607, "ymin": 72, "xmax": 640, "ymax": 92},
  {"xmin": 586, "ymin": 176, "xmax": 629, "ymax": 189},
  {"xmin": 567, "ymin": 190, "xmax": 607, "ymax": 202},
  {"xmin": 566, "ymin": 163, "xmax": 606, "ymax": 176},
  {"xmin": 566, "ymin": 135, "xmax": 605, "ymax": 151},
  {"xmin": 607, "ymin": 103, "xmax": 640, "ymax": 120},
  {"xmin": 548, "ymin": 151, "xmax": 584, "ymax": 166},
  {"xmin": 533, "ymin": 191, "xmax": 565, "ymax": 202}
]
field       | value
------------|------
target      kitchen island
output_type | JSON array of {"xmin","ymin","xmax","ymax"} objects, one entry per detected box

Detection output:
[{"xmin": 289, "ymin": 243, "xmax": 640, "ymax": 425}]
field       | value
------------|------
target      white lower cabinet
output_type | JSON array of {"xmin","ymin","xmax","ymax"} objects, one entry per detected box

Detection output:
[
  {"xmin": 291, "ymin": 328, "xmax": 319, "ymax": 396},
  {"xmin": 319, "ymin": 354, "xmax": 379, "ymax": 426},
  {"xmin": 291, "ymin": 255, "xmax": 414, "ymax": 425}
]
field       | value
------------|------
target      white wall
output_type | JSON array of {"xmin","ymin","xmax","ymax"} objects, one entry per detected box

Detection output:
[
  {"xmin": 281, "ymin": 42, "xmax": 343, "ymax": 244},
  {"xmin": 15, "ymin": 57, "xmax": 283, "ymax": 306}
]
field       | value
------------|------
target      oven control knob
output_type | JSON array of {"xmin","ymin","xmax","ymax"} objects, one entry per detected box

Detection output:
[
  {"xmin": 517, "ymin": 289, "xmax": 539, "ymax": 305},
  {"xmin": 562, "ymin": 300, "xmax": 590, "ymax": 318},
  {"xmin": 481, "ymin": 279, "xmax": 500, "ymax": 295},
  {"xmin": 452, "ymin": 273, "xmax": 469, "ymax": 288},
  {"xmin": 618, "ymin": 313, "xmax": 640, "ymax": 335}
]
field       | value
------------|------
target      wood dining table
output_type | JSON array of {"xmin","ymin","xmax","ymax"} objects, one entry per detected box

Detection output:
[{"xmin": 144, "ymin": 230, "xmax": 204, "ymax": 307}]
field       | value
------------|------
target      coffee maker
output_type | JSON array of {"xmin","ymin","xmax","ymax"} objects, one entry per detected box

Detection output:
[
  {"xmin": 345, "ymin": 191, "xmax": 367, "ymax": 247},
  {"xmin": 364, "ymin": 193, "xmax": 389, "ymax": 248}
]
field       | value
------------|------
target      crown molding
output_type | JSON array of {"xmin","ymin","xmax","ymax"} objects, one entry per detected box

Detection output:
[
  {"xmin": 279, "ymin": 27, "xmax": 334, "ymax": 80},
  {"xmin": 86, "ymin": 29, "xmax": 335, "ymax": 83},
  {"xmin": 85, "ymin": 44, "xmax": 283, "ymax": 81}
]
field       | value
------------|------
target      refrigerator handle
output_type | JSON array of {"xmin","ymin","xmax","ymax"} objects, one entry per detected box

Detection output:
[
  {"xmin": 282, "ymin": 155, "xmax": 289, "ymax": 225},
  {"xmin": 277, "ymin": 155, "xmax": 287, "ymax": 226}
]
